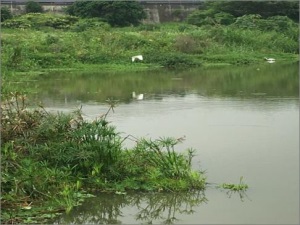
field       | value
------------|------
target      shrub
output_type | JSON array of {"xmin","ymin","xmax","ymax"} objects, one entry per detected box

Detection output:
[
  {"xmin": 138, "ymin": 23, "xmax": 160, "ymax": 31},
  {"xmin": 173, "ymin": 35, "xmax": 198, "ymax": 54},
  {"xmin": 172, "ymin": 9, "xmax": 185, "ymax": 21},
  {"xmin": 25, "ymin": 0, "xmax": 43, "ymax": 13},
  {"xmin": 1, "ymin": 6, "xmax": 12, "ymax": 22},
  {"xmin": 186, "ymin": 9, "xmax": 216, "ymax": 26},
  {"xmin": 214, "ymin": 12, "xmax": 235, "ymax": 25},
  {"xmin": 144, "ymin": 51, "xmax": 201, "ymax": 68},
  {"xmin": 71, "ymin": 18, "xmax": 110, "ymax": 32},
  {"xmin": 1, "ymin": 13, "xmax": 79, "ymax": 29},
  {"xmin": 232, "ymin": 14, "xmax": 262, "ymax": 29},
  {"xmin": 66, "ymin": 1, "xmax": 147, "ymax": 27}
]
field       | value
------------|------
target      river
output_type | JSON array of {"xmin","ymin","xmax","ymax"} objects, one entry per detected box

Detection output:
[{"xmin": 23, "ymin": 62, "xmax": 299, "ymax": 224}]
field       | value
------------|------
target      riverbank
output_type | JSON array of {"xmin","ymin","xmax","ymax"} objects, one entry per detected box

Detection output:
[{"xmin": 1, "ymin": 14, "xmax": 298, "ymax": 74}]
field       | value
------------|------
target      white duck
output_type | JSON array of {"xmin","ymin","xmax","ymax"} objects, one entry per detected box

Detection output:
[{"xmin": 132, "ymin": 91, "xmax": 144, "ymax": 100}]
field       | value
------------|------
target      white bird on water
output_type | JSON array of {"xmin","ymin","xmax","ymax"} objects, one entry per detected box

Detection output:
[
  {"xmin": 132, "ymin": 91, "xmax": 144, "ymax": 100},
  {"xmin": 264, "ymin": 57, "xmax": 275, "ymax": 63},
  {"xmin": 132, "ymin": 55, "xmax": 143, "ymax": 62}
]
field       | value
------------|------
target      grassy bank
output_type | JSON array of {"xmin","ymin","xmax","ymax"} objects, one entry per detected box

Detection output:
[{"xmin": 1, "ymin": 14, "xmax": 298, "ymax": 74}]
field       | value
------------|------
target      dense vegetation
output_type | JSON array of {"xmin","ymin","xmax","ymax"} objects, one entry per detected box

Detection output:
[
  {"xmin": 65, "ymin": 1, "xmax": 147, "ymax": 27},
  {"xmin": 1, "ymin": 1, "xmax": 298, "ymax": 223},
  {"xmin": 1, "ymin": 13, "xmax": 298, "ymax": 89},
  {"xmin": 197, "ymin": 1, "xmax": 299, "ymax": 22},
  {"xmin": 1, "ymin": 6, "xmax": 13, "ymax": 22},
  {"xmin": 25, "ymin": 0, "xmax": 44, "ymax": 14}
]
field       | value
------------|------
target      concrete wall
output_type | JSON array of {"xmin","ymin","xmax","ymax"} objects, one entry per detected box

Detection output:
[
  {"xmin": 1, "ymin": 1, "xmax": 202, "ymax": 23},
  {"xmin": 2, "ymin": 3, "xmax": 67, "ymax": 15},
  {"xmin": 141, "ymin": 2, "xmax": 200, "ymax": 23}
]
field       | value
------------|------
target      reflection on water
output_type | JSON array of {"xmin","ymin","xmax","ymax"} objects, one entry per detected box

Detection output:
[
  {"xmin": 54, "ymin": 191, "xmax": 209, "ymax": 224},
  {"xmin": 53, "ymin": 189, "xmax": 251, "ymax": 224},
  {"xmin": 18, "ymin": 62, "xmax": 298, "ymax": 107}
]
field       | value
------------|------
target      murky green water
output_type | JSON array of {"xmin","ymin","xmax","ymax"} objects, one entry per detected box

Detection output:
[{"xmin": 23, "ymin": 62, "xmax": 299, "ymax": 224}]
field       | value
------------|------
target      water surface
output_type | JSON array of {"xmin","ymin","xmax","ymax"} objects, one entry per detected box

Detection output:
[{"xmin": 22, "ymin": 63, "xmax": 299, "ymax": 224}]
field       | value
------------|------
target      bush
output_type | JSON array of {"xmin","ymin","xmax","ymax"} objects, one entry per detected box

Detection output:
[
  {"xmin": 137, "ymin": 23, "xmax": 160, "ymax": 31},
  {"xmin": 70, "ymin": 18, "xmax": 110, "ymax": 32},
  {"xmin": 1, "ymin": 13, "xmax": 79, "ymax": 29},
  {"xmin": 187, "ymin": 10, "xmax": 237, "ymax": 27},
  {"xmin": 186, "ymin": 9, "xmax": 216, "ymax": 26},
  {"xmin": 144, "ymin": 51, "xmax": 201, "ymax": 68},
  {"xmin": 232, "ymin": 14, "xmax": 263, "ymax": 29},
  {"xmin": 173, "ymin": 35, "xmax": 198, "ymax": 54},
  {"xmin": 25, "ymin": 0, "xmax": 43, "ymax": 13},
  {"xmin": 66, "ymin": 1, "xmax": 147, "ymax": 27},
  {"xmin": 214, "ymin": 12, "xmax": 235, "ymax": 25},
  {"xmin": 1, "ymin": 6, "xmax": 12, "ymax": 22},
  {"xmin": 205, "ymin": 1, "xmax": 299, "ymax": 22}
]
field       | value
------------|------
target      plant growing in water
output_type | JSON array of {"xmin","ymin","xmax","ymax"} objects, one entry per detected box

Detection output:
[{"xmin": 218, "ymin": 176, "xmax": 249, "ymax": 191}]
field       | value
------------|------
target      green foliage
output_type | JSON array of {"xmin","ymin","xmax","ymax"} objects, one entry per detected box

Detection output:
[
  {"xmin": 0, "ymin": 15, "xmax": 298, "ymax": 73},
  {"xmin": 70, "ymin": 18, "xmax": 110, "ymax": 32},
  {"xmin": 219, "ymin": 177, "xmax": 249, "ymax": 191},
  {"xmin": 204, "ymin": 1, "xmax": 299, "ymax": 22},
  {"xmin": 144, "ymin": 51, "xmax": 201, "ymax": 68},
  {"xmin": 214, "ymin": 12, "xmax": 235, "ymax": 25},
  {"xmin": 1, "ymin": 6, "xmax": 13, "ymax": 22},
  {"xmin": 232, "ymin": 14, "xmax": 263, "ymax": 29},
  {"xmin": 172, "ymin": 9, "xmax": 185, "ymax": 21},
  {"xmin": 137, "ymin": 23, "xmax": 160, "ymax": 31},
  {"xmin": 233, "ymin": 14, "xmax": 298, "ymax": 34},
  {"xmin": 187, "ymin": 9, "xmax": 235, "ymax": 27},
  {"xmin": 111, "ymin": 137, "xmax": 206, "ymax": 191},
  {"xmin": 25, "ymin": 0, "xmax": 44, "ymax": 13},
  {"xmin": 188, "ymin": 1, "xmax": 299, "ymax": 27},
  {"xmin": 173, "ymin": 35, "xmax": 206, "ymax": 54},
  {"xmin": 66, "ymin": 1, "xmax": 147, "ymax": 27},
  {"xmin": 186, "ymin": 9, "xmax": 216, "ymax": 26},
  {"xmin": 1, "ymin": 13, "xmax": 79, "ymax": 29}
]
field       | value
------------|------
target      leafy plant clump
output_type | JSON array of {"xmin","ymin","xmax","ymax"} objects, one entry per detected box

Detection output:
[
  {"xmin": 1, "ymin": 13, "xmax": 79, "ymax": 29},
  {"xmin": 65, "ymin": 1, "xmax": 147, "ymax": 27},
  {"xmin": 1, "ymin": 6, "xmax": 13, "ymax": 22},
  {"xmin": 1, "ymin": 92, "xmax": 207, "ymax": 224},
  {"xmin": 219, "ymin": 176, "xmax": 249, "ymax": 191},
  {"xmin": 25, "ymin": 0, "xmax": 44, "ymax": 13}
]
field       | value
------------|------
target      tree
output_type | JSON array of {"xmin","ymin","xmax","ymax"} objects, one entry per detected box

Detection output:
[
  {"xmin": 205, "ymin": 1, "xmax": 299, "ymax": 22},
  {"xmin": 66, "ymin": 1, "xmax": 147, "ymax": 27},
  {"xmin": 1, "ymin": 7, "xmax": 13, "ymax": 22},
  {"xmin": 25, "ymin": 1, "xmax": 43, "ymax": 14}
]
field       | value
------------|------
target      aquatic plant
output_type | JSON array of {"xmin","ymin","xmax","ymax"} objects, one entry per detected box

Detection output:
[{"xmin": 219, "ymin": 176, "xmax": 249, "ymax": 191}]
